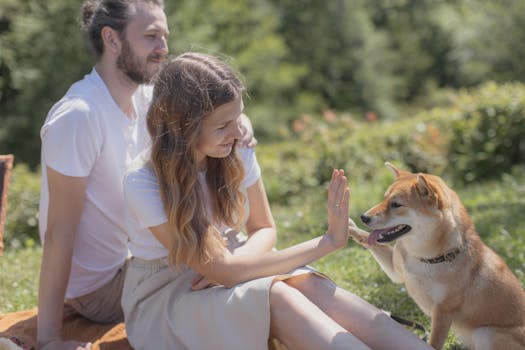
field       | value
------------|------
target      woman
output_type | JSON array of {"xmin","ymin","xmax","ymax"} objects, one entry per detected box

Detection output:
[{"xmin": 122, "ymin": 52, "xmax": 431, "ymax": 350}]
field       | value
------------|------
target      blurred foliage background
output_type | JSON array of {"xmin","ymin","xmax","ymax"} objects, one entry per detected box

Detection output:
[
  {"xmin": 2, "ymin": 0, "xmax": 525, "ymax": 251},
  {"xmin": 2, "ymin": 0, "xmax": 525, "ymax": 166}
]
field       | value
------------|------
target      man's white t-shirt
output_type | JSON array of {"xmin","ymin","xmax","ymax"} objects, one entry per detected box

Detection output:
[
  {"xmin": 39, "ymin": 68, "xmax": 152, "ymax": 298},
  {"xmin": 123, "ymin": 147, "xmax": 261, "ymax": 260}
]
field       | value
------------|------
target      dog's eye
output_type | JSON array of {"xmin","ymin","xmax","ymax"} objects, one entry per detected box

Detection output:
[{"xmin": 390, "ymin": 201, "xmax": 402, "ymax": 208}]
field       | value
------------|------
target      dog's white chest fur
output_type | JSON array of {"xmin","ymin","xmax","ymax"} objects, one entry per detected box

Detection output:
[{"xmin": 393, "ymin": 248, "xmax": 451, "ymax": 313}]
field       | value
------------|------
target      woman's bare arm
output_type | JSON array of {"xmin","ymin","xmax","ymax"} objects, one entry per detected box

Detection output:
[{"xmin": 149, "ymin": 169, "xmax": 350, "ymax": 288}]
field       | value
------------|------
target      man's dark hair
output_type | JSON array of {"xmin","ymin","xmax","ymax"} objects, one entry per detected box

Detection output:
[{"xmin": 80, "ymin": 0, "xmax": 164, "ymax": 59}]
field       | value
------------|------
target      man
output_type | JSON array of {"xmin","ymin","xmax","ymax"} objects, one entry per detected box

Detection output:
[{"xmin": 37, "ymin": 1, "xmax": 256, "ymax": 349}]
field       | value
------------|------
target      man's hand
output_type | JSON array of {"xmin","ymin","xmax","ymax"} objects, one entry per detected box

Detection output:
[
  {"xmin": 39, "ymin": 339, "xmax": 92, "ymax": 350},
  {"xmin": 239, "ymin": 113, "xmax": 257, "ymax": 148}
]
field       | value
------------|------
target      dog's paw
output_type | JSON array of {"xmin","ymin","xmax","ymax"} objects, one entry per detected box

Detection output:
[{"xmin": 348, "ymin": 219, "xmax": 370, "ymax": 247}]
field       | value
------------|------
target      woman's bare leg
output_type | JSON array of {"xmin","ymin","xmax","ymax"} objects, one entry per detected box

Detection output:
[
  {"xmin": 269, "ymin": 281, "xmax": 371, "ymax": 350},
  {"xmin": 284, "ymin": 274, "xmax": 433, "ymax": 350}
]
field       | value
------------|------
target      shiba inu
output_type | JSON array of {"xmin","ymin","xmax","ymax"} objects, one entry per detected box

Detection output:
[{"xmin": 348, "ymin": 162, "xmax": 525, "ymax": 349}]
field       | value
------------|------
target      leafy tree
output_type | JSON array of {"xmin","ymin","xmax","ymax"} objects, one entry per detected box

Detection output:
[
  {"xmin": 2, "ymin": 0, "xmax": 525, "ymax": 165},
  {"xmin": 0, "ymin": 0, "xmax": 91, "ymax": 167},
  {"xmin": 365, "ymin": 0, "xmax": 461, "ymax": 100},
  {"xmin": 439, "ymin": 0, "xmax": 525, "ymax": 84},
  {"xmin": 272, "ymin": 0, "xmax": 401, "ymax": 118},
  {"xmin": 165, "ymin": 0, "xmax": 305, "ymax": 138}
]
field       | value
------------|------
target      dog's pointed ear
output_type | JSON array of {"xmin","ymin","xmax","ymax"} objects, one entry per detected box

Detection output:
[
  {"xmin": 416, "ymin": 174, "xmax": 433, "ymax": 198},
  {"xmin": 385, "ymin": 162, "xmax": 408, "ymax": 178},
  {"xmin": 385, "ymin": 162, "xmax": 400, "ymax": 177},
  {"xmin": 416, "ymin": 174, "xmax": 446, "ymax": 208}
]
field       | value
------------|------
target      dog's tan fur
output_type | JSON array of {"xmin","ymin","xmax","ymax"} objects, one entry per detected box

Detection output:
[{"xmin": 348, "ymin": 163, "xmax": 525, "ymax": 350}]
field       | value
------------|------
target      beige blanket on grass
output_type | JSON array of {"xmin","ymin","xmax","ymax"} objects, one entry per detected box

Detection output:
[
  {"xmin": 0, "ymin": 306, "xmax": 286, "ymax": 350},
  {"xmin": 0, "ymin": 305, "xmax": 131, "ymax": 350}
]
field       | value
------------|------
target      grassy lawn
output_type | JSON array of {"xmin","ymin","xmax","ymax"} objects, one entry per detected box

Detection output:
[
  {"xmin": 1, "ymin": 167, "xmax": 524, "ymax": 349},
  {"xmin": 0, "ymin": 246, "xmax": 41, "ymax": 313}
]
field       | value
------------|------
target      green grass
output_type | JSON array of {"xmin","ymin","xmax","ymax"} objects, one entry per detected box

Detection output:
[
  {"xmin": 0, "ymin": 246, "xmax": 41, "ymax": 313},
  {"xmin": 1, "ymin": 170, "xmax": 524, "ymax": 349}
]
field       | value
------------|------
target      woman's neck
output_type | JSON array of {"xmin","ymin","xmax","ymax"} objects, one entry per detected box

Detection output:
[{"xmin": 196, "ymin": 155, "xmax": 207, "ymax": 172}]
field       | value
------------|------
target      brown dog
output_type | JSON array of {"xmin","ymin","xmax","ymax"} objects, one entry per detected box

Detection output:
[{"xmin": 348, "ymin": 163, "xmax": 525, "ymax": 349}]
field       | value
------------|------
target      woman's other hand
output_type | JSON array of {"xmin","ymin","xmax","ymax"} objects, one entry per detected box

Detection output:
[{"xmin": 191, "ymin": 273, "xmax": 221, "ymax": 291}]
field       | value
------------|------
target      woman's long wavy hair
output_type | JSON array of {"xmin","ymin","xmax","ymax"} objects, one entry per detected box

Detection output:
[{"xmin": 147, "ymin": 52, "xmax": 246, "ymax": 268}]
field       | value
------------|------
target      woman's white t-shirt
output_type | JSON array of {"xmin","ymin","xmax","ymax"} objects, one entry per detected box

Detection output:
[{"xmin": 123, "ymin": 147, "xmax": 261, "ymax": 260}]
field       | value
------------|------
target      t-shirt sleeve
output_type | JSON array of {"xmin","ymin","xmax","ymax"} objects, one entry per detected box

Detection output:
[
  {"xmin": 123, "ymin": 167, "xmax": 168, "ymax": 229},
  {"xmin": 41, "ymin": 100, "xmax": 101, "ymax": 177},
  {"xmin": 238, "ymin": 146, "xmax": 261, "ymax": 188}
]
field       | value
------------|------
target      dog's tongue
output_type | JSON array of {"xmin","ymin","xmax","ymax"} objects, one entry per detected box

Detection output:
[{"xmin": 368, "ymin": 228, "xmax": 391, "ymax": 245}]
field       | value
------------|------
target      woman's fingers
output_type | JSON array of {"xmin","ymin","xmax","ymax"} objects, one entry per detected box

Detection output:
[
  {"xmin": 191, "ymin": 274, "xmax": 204, "ymax": 286},
  {"xmin": 328, "ymin": 169, "xmax": 339, "ymax": 205},
  {"xmin": 191, "ymin": 274, "xmax": 219, "ymax": 290},
  {"xmin": 329, "ymin": 169, "xmax": 348, "ymax": 212},
  {"xmin": 333, "ymin": 187, "xmax": 350, "ymax": 228},
  {"xmin": 326, "ymin": 169, "xmax": 350, "ymax": 248},
  {"xmin": 341, "ymin": 186, "xmax": 350, "ymax": 213}
]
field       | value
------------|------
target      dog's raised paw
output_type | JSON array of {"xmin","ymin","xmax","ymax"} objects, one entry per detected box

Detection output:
[{"xmin": 347, "ymin": 225, "xmax": 370, "ymax": 247}]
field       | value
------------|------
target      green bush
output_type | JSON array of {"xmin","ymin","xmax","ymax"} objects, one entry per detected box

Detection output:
[
  {"xmin": 314, "ymin": 114, "xmax": 451, "ymax": 184},
  {"xmin": 447, "ymin": 82, "xmax": 525, "ymax": 183},
  {"xmin": 258, "ymin": 141, "xmax": 321, "ymax": 204},
  {"xmin": 258, "ymin": 110, "xmax": 453, "ymax": 204},
  {"xmin": 3, "ymin": 164, "xmax": 40, "ymax": 249},
  {"xmin": 259, "ymin": 81, "xmax": 525, "ymax": 202}
]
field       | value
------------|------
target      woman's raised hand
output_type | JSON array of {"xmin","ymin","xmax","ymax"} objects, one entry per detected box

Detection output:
[{"xmin": 326, "ymin": 169, "xmax": 350, "ymax": 248}]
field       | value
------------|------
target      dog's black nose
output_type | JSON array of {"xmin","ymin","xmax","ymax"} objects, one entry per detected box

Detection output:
[{"xmin": 361, "ymin": 214, "xmax": 371, "ymax": 224}]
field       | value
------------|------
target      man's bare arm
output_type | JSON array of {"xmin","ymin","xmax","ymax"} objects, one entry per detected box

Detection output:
[{"xmin": 37, "ymin": 167, "xmax": 91, "ymax": 350}]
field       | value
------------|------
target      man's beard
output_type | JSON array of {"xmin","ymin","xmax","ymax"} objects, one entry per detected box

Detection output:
[{"xmin": 116, "ymin": 38, "xmax": 159, "ymax": 85}]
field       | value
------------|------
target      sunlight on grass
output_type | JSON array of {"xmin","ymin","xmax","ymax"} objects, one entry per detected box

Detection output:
[
  {"xmin": 1, "ymin": 169, "xmax": 523, "ymax": 349},
  {"xmin": 0, "ymin": 246, "xmax": 42, "ymax": 313}
]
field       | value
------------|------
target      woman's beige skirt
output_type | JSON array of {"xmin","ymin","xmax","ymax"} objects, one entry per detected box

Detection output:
[{"xmin": 121, "ymin": 255, "xmax": 319, "ymax": 350}]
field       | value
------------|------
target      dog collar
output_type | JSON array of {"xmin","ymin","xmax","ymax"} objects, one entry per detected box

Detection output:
[{"xmin": 418, "ymin": 246, "xmax": 463, "ymax": 264}]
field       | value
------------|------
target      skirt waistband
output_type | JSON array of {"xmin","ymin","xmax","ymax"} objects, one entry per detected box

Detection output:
[{"xmin": 130, "ymin": 256, "xmax": 169, "ymax": 269}]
